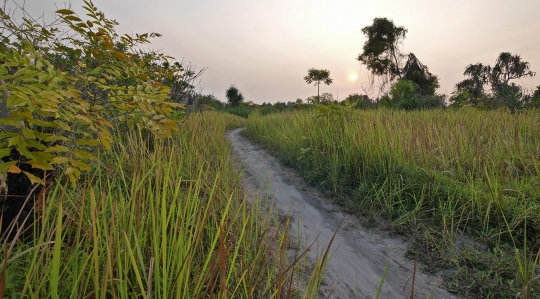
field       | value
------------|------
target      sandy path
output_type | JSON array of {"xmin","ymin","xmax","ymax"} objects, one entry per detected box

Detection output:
[{"xmin": 227, "ymin": 128, "xmax": 458, "ymax": 299}]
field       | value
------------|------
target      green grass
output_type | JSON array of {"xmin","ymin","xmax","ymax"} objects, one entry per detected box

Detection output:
[
  {"xmin": 244, "ymin": 108, "xmax": 540, "ymax": 298},
  {"xmin": 0, "ymin": 111, "xmax": 326, "ymax": 298}
]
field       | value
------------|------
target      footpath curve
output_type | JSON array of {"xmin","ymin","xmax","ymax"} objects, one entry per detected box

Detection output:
[{"xmin": 227, "ymin": 128, "xmax": 459, "ymax": 299}]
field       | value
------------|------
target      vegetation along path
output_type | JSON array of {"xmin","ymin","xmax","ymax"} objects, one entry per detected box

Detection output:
[{"xmin": 227, "ymin": 128, "xmax": 459, "ymax": 299}]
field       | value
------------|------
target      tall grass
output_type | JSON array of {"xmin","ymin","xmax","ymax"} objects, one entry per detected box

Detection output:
[
  {"xmin": 244, "ymin": 108, "xmax": 540, "ymax": 298},
  {"xmin": 0, "ymin": 111, "xmax": 324, "ymax": 298}
]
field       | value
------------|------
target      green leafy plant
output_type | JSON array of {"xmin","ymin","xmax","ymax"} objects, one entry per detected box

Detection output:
[{"xmin": 0, "ymin": 1, "xmax": 182, "ymax": 186}]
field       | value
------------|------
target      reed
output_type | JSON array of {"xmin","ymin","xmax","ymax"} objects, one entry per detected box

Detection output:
[
  {"xmin": 0, "ymin": 111, "xmax": 325, "ymax": 298},
  {"xmin": 244, "ymin": 108, "xmax": 540, "ymax": 297}
]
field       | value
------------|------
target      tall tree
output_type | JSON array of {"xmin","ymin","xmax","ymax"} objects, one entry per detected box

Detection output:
[
  {"xmin": 357, "ymin": 18, "xmax": 439, "ymax": 95},
  {"xmin": 225, "ymin": 84, "xmax": 244, "ymax": 107},
  {"xmin": 304, "ymin": 68, "xmax": 333, "ymax": 100},
  {"xmin": 455, "ymin": 63, "xmax": 492, "ymax": 106},
  {"xmin": 357, "ymin": 18, "xmax": 407, "ymax": 81},
  {"xmin": 490, "ymin": 52, "xmax": 536, "ymax": 95},
  {"xmin": 402, "ymin": 53, "xmax": 439, "ymax": 95}
]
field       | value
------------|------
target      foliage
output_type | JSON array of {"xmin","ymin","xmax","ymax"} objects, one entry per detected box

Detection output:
[
  {"xmin": 194, "ymin": 94, "xmax": 224, "ymax": 111},
  {"xmin": 455, "ymin": 63, "xmax": 491, "ymax": 107},
  {"xmin": 402, "ymin": 53, "xmax": 439, "ymax": 95},
  {"xmin": 384, "ymin": 79, "xmax": 445, "ymax": 110},
  {"xmin": 0, "ymin": 112, "xmax": 327, "ymax": 298},
  {"xmin": 161, "ymin": 61, "xmax": 206, "ymax": 107},
  {"xmin": 304, "ymin": 68, "xmax": 333, "ymax": 98},
  {"xmin": 528, "ymin": 85, "xmax": 540, "ymax": 108},
  {"xmin": 0, "ymin": 1, "xmax": 181, "ymax": 185},
  {"xmin": 357, "ymin": 18, "xmax": 440, "ymax": 95},
  {"xmin": 491, "ymin": 52, "xmax": 536, "ymax": 95},
  {"xmin": 498, "ymin": 83, "xmax": 527, "ymax": 113},
  {"xmin": 345, "ymin": 93, "xmax": 375, "ymax": 109},
  {"xmin": 455, "ymin": 52, "xmax": 536, "ymax": 110},
  {"xmin": 225, "ymin": 84, "xmax": 244, "ymax": 107},
  {"xmin": 357, "ymin": 17, "xmax": 407, "ymax": 81},
  {"xmin": 389, "ymin": 79, "xmax": 418, "ymax": 104},
  {"xmin": 244, "ymin": 109, "xmax": 540, "ymax": 298}
]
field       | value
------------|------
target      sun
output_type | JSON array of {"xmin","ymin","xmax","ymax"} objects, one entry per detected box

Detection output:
[{"xmin": 349, "ymin": 74, "xmax": 357, "ymax": 81}]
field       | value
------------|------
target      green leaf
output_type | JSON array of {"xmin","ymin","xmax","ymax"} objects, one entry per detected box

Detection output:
[
  {"xmin": 75, "ymin": 139, "xmax": 100, "ymax": 146},
  {"xmin": 64, "ymin": 16, "xmax": 81, "ymax": 21},
  {"xmin": 23, "ymin": 171, "xmax": 45, "ymax": 185},
  {"xmin": 55, "ymin": 9, "xmax": 75, "ymax": 15},
  {"xmin": 7, "ymin": 95, "xmax": 27, "ymax": 107},
  {"xmin": 26, "ymin": 139, "xmax": 48, "ymax": 151},
  {"xmin": 72, "ymin": 149, "xmax": 96, "ymax": 160},
  {"xmin": 22, "ymin": 127, "xmax": 36, "ymax": 139},
  {"xmin": 0, "ymin": 117, "xmax": 24, "ymax": 127},
  {"xmin": 70, "ymin": 159, "xmax": 91, "ymax": 171},
  {"xmin": 30, "ymin": 119, "xmax": 56, "ymax": 128},
  {"xmin": 88, "ymin": 66, "xmax": 102, "ymax": 75},
  {"xmin": 65, "ymin": 167, "xmax": 80, "ymax": 186},
  {"xmin": 27, "ymin": 159, "xmax": 55, "ymax": 170},
  {"xmin": 45, "ymin": 145, "xmax": 70, "ymax": 153},
  {"xmin": 7, "ymin": 135, "xmax": 22, "ymax": 147},
  {"xmin": 44, "ymin": 135, "xmax": 68, "ymax": 142},
  {"xmin": 18, "ymin": 145, "xmax": 36, "ymax": 160},
  {"xmin": 51, "ymin": 156, "xmax": 70, "ymax": 164},
  {"xmin": 53, "ymin": 120, "xmax": 71, "ymax": 131},
  {"xmin": 0, "ymin": 148, "xmax": 12, "ymax": 159},
  {"xmin": 0, "ymin": 132, "xmax": 16, "ymax": 140}
]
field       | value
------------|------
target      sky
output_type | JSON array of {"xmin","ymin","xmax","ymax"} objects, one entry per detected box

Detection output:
[{"xmin": 4, "ymin": 0, "xmax": 540, "ymax": 104}]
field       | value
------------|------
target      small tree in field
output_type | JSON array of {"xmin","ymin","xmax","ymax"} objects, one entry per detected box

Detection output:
[
  {"xmin": 226, "ymin": 85, "xmax": 244, "ymax": 107},
  {"xmin": 304, "ymin": 68, "xmax": 333, "ymax": 99}
]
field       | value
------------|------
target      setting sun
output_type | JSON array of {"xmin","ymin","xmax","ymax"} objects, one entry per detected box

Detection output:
[{"xmin": 349, "ymin": 74, "xmax": 357, "ymax": 81}]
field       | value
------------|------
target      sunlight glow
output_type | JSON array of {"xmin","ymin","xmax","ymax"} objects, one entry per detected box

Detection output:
[{"xmin": 349, "ymin": 74, "xmax": 357, "ymax": 81}]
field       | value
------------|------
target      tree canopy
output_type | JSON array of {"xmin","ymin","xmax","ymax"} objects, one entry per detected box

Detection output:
[
  {"xmin": 454, "ymin": 52, "xmax": 536, "ymax": 109},
  {"xmin": 454, "ymin": 63, "xmax": 492, "ymax": 106},
  {"xmin": 402, "ymin": 53, "xmax": 439, "ymax": 95},
  {"xmin": 490, "ymin": 52, "xmax": 536, "ymax": 95},
  {"xmin": 226, "ymin": 85, "xmax": 245, "ymax": 107},
  {"xmin": 357, "ymin": 17, "xmax": 407, "ymax": 81},
  {"xmin": 357, "ymin": 17, "xmax": 438, "ymax": 95},
  {"xmin": 304, "ymin": 68, "xmax": 333, "ymax": 99}
]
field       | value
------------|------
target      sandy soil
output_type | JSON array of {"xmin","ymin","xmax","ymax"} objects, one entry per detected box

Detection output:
[{"xmin": 227, "ymin": 128, "xmax": 460, "ymax": 299}]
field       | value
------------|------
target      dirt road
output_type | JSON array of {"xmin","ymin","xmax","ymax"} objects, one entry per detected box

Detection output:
[{"xmin": 227, "ymin": 128, "xmax": 459, "ymax": 299}]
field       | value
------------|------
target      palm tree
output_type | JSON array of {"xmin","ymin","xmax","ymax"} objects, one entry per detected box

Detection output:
[{"xmin": 304, "ymin": 68, "xmax": 333, "ymax": 101}]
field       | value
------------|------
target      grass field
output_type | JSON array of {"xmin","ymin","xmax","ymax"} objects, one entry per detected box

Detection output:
[
  {"xmin": 0, "ymin": 111, "xmax": 325, "ymax": 298},
  {"xmin": 244, "ymin": 108, "xmax": 540, "ymax": 298}
]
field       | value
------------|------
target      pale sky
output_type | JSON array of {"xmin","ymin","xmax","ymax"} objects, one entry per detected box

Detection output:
[{"xmin": 5, "ymin": 0, "xmax": 540, "ymax": 104}]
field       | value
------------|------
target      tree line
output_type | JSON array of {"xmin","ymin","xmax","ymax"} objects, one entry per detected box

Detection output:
[{"xmin": 212, "ymin": 17, "xmax": 538, "ymax": 117}]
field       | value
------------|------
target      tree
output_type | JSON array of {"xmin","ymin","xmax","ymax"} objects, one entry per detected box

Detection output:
[
  {"xmin": 225, "ymin": 85, "xmax": 244, "ymax": 107},
  {"xmin": 357, "ymin": 18, "xmax": 439, "ymax": 95},
  {"xmin": 490, "ymin": 52, "xmax": 536, "ymax": 95},
  {"xmin": 402, "ymin": 53, "xmax": 439, "ymax": 95},
  {"xmin": 319, "ymin": 92, "xmax": 334, "ymax": 103},
  {"xmin": 195, "ymin": 94, "xmax": 224, "ymax": 111},
  {"xmin": 304, "ymin": 68, "xmax": 333, "ymax": 99},
  {"xmin": 162, "ymin": 60, "xmax": 206, "ymax": 107},
  {"xmin": 529, "ymin": 85, "xmax": 540, "ymax": 108},
  {"xmin": 357, "ymin": 18, "xmax": 407, "ymax": 82},
  {"xmin": 455, "ymin": 63, "xmax": 492, "ymax": 106},
  {"xmin": 345, "ymin": 93, "xmax": 374, "ymax": 109},
  {"xmin": 454, "ymin": 52, "xmax": 535, "ymax": 109}
]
